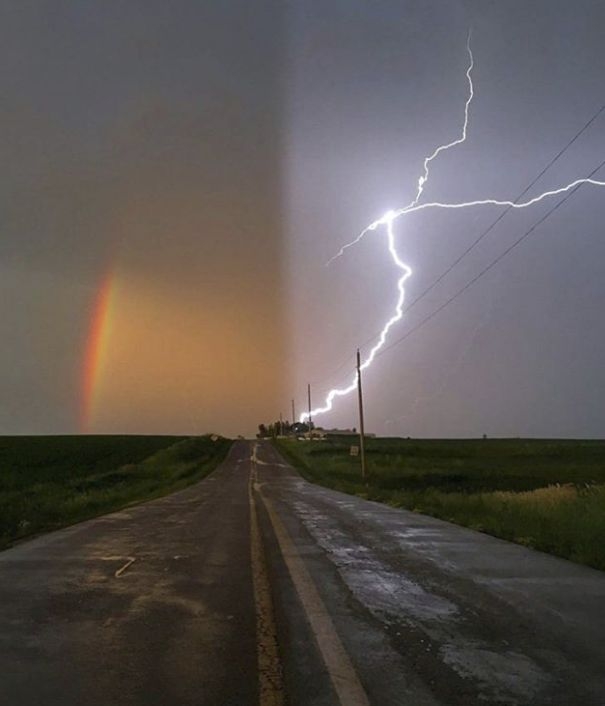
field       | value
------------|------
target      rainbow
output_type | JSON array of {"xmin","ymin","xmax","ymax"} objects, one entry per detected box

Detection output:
[{"xmin": 81, "ymin": 267, "xmax": 118, "ymax": 432}]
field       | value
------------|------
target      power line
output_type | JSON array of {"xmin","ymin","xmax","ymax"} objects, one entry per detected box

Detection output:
[
  {"xmin": 310, "ymin": 351, "xmax": 356, "ymax": 387},
  {"xmin": 376, "ymin": 157, "xmax": 605, "ymax": 360},
  {"xmin": 311, "ymin": 100, "xmax": 605, "ymax": 388},
  {"xmin": 395, "ymin": 100, "xmax": 605, "ymax": 323}
]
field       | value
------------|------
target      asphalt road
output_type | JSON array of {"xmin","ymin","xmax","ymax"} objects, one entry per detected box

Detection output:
[{"xmin": 1, "ymin": 439, "xmax": 604, "ymax": 705}]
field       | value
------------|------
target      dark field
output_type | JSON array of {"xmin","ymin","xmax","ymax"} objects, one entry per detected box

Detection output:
[
  {"xmin": 0, "ymin": 435, "xmax": 231, "ymax": 549},
  {"xmin": 275, "ymin": 437, "xmax": 605, "ymax": 570}
]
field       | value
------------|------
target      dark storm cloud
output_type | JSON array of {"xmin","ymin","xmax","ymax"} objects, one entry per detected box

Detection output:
[
  {"xmin": 0, "ymin": 1, "xmax": 285, "ymax": 434},
  {"xmin": 3, "ymin": 1, "xmax": 604, "ymax": 437},
  {"xmin": 286, "ymin": 0, "xmax": 605, "ymax": 437}
]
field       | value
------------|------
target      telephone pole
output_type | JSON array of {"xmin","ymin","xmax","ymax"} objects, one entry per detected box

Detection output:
[
  {"xmin": 307, "ymin": 384, "xmax": 312, "ymax": 432},
  {"xmin": 356, "ymin": 349, "xmax": 367, "ymax": 482},
  {"xmin": 279, "ymin": 411, "xmax": 283, "ymax": 437},
  {"xmin": 291, "ymin": 399, "xmax": 296, "ymax": 425}
]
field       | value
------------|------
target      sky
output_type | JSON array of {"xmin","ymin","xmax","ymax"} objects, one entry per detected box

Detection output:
[
  {"xmin": 1, "ymin": 1, "xmax": 604, "ymax": 437},
  {"xmin": 0, "ymin": 1, "xmax": 286, "ymax": 436},
  {"xmin": 286, "ymin": 0, "xmax": 605, "ymax": 438}
]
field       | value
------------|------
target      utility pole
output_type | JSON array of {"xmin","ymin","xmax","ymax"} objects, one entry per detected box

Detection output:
[
  {"xmin": 291, "ymin": 399, "xmax": 296, "ymax": 425},
  {"xmin": 356, "ymin": 349, "xmax": 367, "ymax": 482},
  {"xmin": 307, "ymin": 383, "xmax": 312, "ymax": 433},
  {"xmin": 279, "ymin": 411, "xmax": 283, "ymax": 437}
]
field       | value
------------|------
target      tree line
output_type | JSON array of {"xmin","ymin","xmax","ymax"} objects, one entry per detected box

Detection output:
[{"xmin": 257, "ymin": 420, "xmax": 314, "ymax": 438}]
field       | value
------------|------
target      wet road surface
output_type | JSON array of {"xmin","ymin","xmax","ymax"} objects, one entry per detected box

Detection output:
[{"xmin": 1, "ymin": 439, "xmax": 604, "ymax": 705}]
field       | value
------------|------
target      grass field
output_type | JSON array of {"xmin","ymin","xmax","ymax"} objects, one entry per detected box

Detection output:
[
  {"xmin": 0, "ymin": 435, "xmax": 231, "ymax": 549},
  {"xmin": 275, "ymin": 437, "xmax": 605, "ymax": 571}
]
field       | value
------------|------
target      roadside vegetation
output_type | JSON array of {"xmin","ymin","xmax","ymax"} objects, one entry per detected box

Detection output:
[
  {"xmin": 0, "ymin": 435, "xmax": 231, "ymax": 549},
  {"xmin": 275, "ymin": 437, "xmax": 605, "ymax": 571}
]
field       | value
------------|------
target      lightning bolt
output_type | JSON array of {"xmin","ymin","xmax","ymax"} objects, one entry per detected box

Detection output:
[
  {"xmin": 326, "ymin": 31, "xmax": 473, "ymax": 268},
  {"xmin": 300, "ymin": 33, "xmax": 605, "ymax": 425}
]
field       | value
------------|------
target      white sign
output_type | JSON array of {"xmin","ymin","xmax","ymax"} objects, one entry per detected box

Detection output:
[{"xmin": 350, "ymin": 445, "xmax": 359, "ymax": 457}]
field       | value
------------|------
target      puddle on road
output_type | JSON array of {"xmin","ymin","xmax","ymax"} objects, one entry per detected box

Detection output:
[
  {"xmin": 344, "ymin": 568, "xmax": 459, "ymax": 622},
  {"xmin": 290, "ymin": 494, "xmax": 550, "ymax": 704},
  {"xmin": 441, "ymin": 642, "xmax": 548, "ymax": 704},
  {"xmin": 292, "ymin": 499, "xmax": 458, "ymax": 625}
]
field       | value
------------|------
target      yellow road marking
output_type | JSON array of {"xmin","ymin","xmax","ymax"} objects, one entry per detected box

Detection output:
[{"xmin": 249, "ymin": 459, "xmax": 284, "ymax": 706}]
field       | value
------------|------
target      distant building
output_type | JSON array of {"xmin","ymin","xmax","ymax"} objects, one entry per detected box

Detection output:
[
  {"xmin": 323, "ymin": 428, "xmax": 376, "ymax": 438},
  {"xmin": 307, "ymin": 429, "xmax": 326, "ymax": 440}
]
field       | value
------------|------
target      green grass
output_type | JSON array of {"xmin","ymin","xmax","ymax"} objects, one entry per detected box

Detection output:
[
  {"xmin": 0, "ymin": 435, "xmax": 231, "ymax": 549},
  {"xmin": 275, "ymin": 437, "xmax": 605, "ymax": 571}
]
